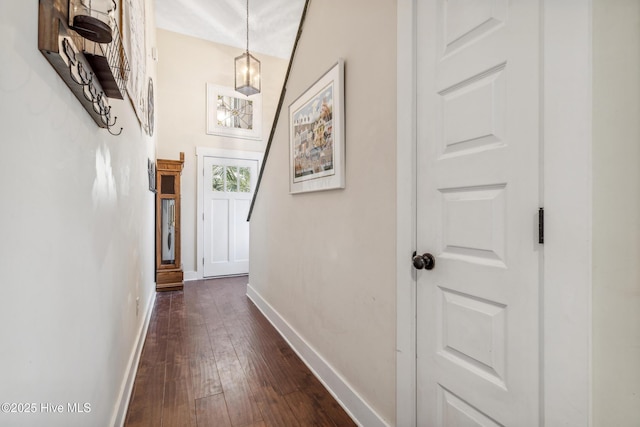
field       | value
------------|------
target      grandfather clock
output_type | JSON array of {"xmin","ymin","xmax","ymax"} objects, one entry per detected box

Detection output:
[{"xmin": 155, "ymin": 152, "xmax": 184, "ymax": 291}]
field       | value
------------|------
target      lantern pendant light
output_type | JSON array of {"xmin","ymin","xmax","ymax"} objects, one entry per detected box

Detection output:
[{"xmin": 234, "ymin": 0, "xmax": 261, "ymax": 96}]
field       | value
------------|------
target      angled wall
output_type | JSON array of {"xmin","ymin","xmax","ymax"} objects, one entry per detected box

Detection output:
[{"xmin": 248, "ymin": 0, "xmax": 397, "ymax": 424}]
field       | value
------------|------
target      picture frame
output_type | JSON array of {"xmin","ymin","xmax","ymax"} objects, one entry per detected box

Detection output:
[
  {"xmin": 289, "ymin": 59, "xmax": 345, "ymax": 194},
  {"xmin": 147, "ymin": 158, "xmax": 156, "ymax": 192},
  {"xmin": 206, "ymin": 84, "xmax": 262, "ymax": 140},
  {"xmin": 122, "ymin": 0, "xmax": 147, "ymax": 128}
]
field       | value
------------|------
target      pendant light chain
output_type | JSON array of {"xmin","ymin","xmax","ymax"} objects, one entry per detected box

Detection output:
[{"xmin": 245, "ymin": 0, "xmax": 249, "ymax": 54}]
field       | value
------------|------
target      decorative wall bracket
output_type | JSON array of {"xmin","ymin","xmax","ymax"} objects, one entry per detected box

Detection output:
[{"xmin": 38, "ymin": 0, "xmax": 129, "ymax": 136}]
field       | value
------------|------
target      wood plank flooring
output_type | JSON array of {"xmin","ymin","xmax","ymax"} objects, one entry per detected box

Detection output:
[{"xmin": 124, "ymin": 276, "xmax": 356, "ymax": 427}]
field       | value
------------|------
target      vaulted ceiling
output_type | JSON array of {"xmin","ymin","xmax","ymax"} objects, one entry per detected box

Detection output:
[{"xmin": 154, "ymin": 0, "xmax": 306, "ymax": 59}]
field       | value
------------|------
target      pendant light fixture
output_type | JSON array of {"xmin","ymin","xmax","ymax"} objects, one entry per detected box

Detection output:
[{"xmin": 234, "ymin": 0, "xmax": 261, "ymax": 96}]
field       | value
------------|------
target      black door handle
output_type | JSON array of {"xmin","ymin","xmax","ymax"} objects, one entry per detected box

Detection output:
[{"xmin": 412, "ymin": 252, "xmax": 435, "ymax": 270}]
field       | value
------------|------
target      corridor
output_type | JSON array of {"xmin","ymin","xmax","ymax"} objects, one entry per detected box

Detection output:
[{"xmin": 124, "ymin": 276, "xmax": 355, "ymax": 426}]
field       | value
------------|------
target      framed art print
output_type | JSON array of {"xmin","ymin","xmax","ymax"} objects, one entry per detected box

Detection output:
[{"xmin": 289, "ymin": 59, "xmax": 345, "ymax": 194}]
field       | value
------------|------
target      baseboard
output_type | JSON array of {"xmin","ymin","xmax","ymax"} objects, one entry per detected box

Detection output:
[
  {"xmin": 183, "ymin": 270, "xmax": 198, "ymax": 281},
  {"xmin": 110, "ymin": 291, "xmax": 156, "ymax": 427},
  {"xmin": 246, "ymin": 284, "xmax": 388, "ymax": 427}
]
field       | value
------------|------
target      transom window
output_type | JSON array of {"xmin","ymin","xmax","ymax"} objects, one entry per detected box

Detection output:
[{"xmin": 216, "ymin": 95, "xmax": 253, "ymax": 130}]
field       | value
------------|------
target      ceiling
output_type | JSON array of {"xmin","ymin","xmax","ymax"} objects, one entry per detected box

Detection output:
[{"xmin": 155, "ymin": 0, "xmax": 306, "ymax": 59}]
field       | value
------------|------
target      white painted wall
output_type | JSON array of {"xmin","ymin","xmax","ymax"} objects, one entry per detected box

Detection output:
[
  {"xmin": 249, "ymin": 0, "xmax": 397, "ymax": 424},
  {"xmin": 592, "ymin": 0, "xmax": 640, "ymax": 424},
  {"xmin": 0, "ymin": 2, "xmax": 157, "ymax": 426},
  {"xmin": 155, "ymin": 30, "xmax": 287, "ymax": 279}
]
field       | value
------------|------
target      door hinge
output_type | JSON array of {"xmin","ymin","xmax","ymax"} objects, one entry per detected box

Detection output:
[
  {"xmin": 202, "ymin": 257, "xmax": 205, "ymax": 265},
  {"xmin": 538, "ymin": 207, "xmax": 544, "ymax": 244}
]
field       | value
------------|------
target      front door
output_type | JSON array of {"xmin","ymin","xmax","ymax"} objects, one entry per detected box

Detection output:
[
  {"xmin": 203, "ymin": 156, "xmax": 258, "ymax": 277},
  {"xmin": 416, "ymin": 0, "xmax": 542, "ymax": 425}
]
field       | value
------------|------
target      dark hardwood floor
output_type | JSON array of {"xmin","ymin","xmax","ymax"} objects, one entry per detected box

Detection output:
[{"xmin": 124, "ymin": 276, "xmax": 356, "ymax": 427}]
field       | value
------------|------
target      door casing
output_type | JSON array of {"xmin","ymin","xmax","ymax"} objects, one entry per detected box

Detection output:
[{"xmin": 396, "ymin": 0, "xmax": 592, "ymax": 425}]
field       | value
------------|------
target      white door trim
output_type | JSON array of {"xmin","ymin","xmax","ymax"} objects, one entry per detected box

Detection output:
[
  {"xmin": 395, "ymin": 1, "xmax": 592, "ymax": 425},
  {"xmin": 195, "ymin": 147, "xmax": 263, "ymax": 281},
  {"xmin": 541, "ymin": 1, "xmax": 592, "ymax": 424},
  {"xmin": 396, "ymin": 1, "xmax": 417, "ymax": 426}
]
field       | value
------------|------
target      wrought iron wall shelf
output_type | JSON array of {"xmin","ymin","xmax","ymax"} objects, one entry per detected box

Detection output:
[{"xmin": 38, "ymin": 0, "xmax": 130, "ymax": 135}]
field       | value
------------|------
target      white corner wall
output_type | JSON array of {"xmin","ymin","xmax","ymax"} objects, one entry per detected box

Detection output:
[
  {"xmin": 249, "ymin": 0, "xmax": 397, "ymax": 425},
  {"xmin": 592, "ymin": 0, "xmax": 640, "ymax": 424},
  {"xmin": 155, "ymin": 29, "xmax": 287, "ymax": 279},
  {"xmin": 0, "ymin": 2, "xmax": 157, "ymax": 426}
]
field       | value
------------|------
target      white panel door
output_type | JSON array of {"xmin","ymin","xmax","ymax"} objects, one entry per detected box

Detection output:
[
  {"xmin": 203, "ymin": 156, "xmax": 258, "ymax": 277},
  {"xmin": 416, "ymin": 0, "xmax": 542, "ymax": 425}
]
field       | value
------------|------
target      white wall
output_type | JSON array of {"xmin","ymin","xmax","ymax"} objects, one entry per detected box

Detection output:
[
  {"xmin": 249, "ymin": 0, "xmax": 397, "ymax": 424},
  {"xmin": 0, "ymin": 2, "xmax": 157, "ymax": 426},
  {"xmin": 592, "ymin": 0, "xmax": 640, "ymax": 424},
  {"xmin": 155, "ymin": 29, "xmax": 287, "ymax": 278}
]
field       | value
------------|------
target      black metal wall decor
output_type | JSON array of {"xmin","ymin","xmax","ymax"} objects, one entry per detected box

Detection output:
[{"xmin": 38, "ymin": 0, "xmax": 130, "ymax": 136}]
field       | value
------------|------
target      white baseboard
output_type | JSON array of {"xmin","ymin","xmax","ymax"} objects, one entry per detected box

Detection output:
[
  {"xmin": 184, "ymin": 270, "xmax": 198, "ymax": 281},
  {"xmin": 246, "ymin": 284, "xmax": 388, "ymax": 427},
  {"xmin": 110, "ymin": 291, "xmax": 156, "ymax": 427}
]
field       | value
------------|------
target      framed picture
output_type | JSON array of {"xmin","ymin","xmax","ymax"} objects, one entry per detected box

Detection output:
[
  {"xmin": 206, "ymin": 84, "xmax": 262, "ymax": 140},
  {"xmin": 289, "ymin": 59, "xmax": 345, "ymax": 194},
  {"xmin": 147, "ymin": 158, "xmax": 156, "ymax": 192},
  {"xmin": 122, "ymin": 0, "xmax": 147, "ymax": 127}
]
